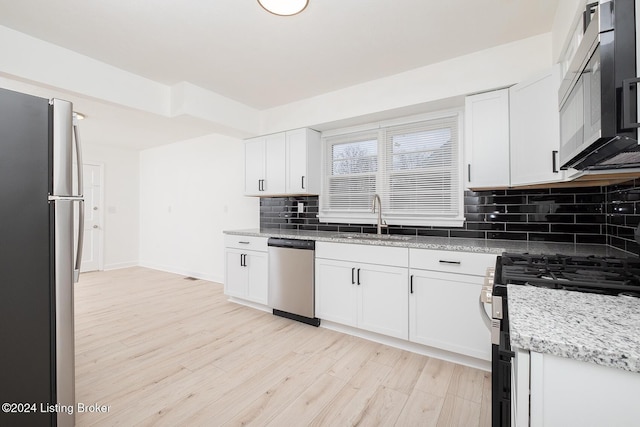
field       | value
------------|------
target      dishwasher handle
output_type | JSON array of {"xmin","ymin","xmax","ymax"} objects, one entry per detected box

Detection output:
[{"xmin": 267, "ymin": 237, "xmax": 315, "ymax": 250}]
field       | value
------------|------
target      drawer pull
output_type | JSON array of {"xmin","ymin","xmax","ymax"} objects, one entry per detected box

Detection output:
[
  {"xmin": 439, "ymin": 260, "xmax": 461, "ymax": 265},
  {"xmin": 238, "ymin": 241, "xmax": 250, "ymax": 244}
]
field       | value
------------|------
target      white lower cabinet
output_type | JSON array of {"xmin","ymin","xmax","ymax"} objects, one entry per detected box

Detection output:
[
  {"xmin": 408, "ymin": 248, "xmax": 494, "ymax": 361},
  {"xmin": 316, "ymin": 242, "xmax": 494, "ymax": 356},
  {"xmin": 514, "ymin": 349, "xmax": 640, "ymax": 427},
  {"xmin": 408, "ymin": 270, "xmax": 490, "ymax": 360},
  {"xmin": 315, "ymin": 243, "xmax": 409, "ymax": 340},
  {"xmin": 224, "ymin": 236, "xmax": 268, "ymax": 305},
  {"xmin": 314, "ymin": 258, "xmax": 357, "ymax": 326},
  {"xmin": 357, "ymin": 264, "xmax": 408, "ymax": 339}
]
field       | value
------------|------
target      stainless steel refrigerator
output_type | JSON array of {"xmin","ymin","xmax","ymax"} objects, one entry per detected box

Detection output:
[{"xmin": 0, "ymin": 87, "xmax": 84, "ymax": 427}]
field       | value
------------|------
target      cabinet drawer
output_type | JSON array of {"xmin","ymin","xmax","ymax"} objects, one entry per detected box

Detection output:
[
  {"xmin": 316, "ymin": 242, "xmax": 408, "ymax": 268},
  {"xmin": 409, "ymin": 248, "xmax": 496, "ymax": 276},
  {"xmin": 224, "ymin": 235, "xmax": 268, "ymax": 251}
]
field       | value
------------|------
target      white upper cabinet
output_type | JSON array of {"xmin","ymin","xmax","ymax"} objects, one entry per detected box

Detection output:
[
  {"xmin": 244, "ymin": 137, "xmax": 266, "ymax": 195},
  {"xmin": 285, "ymin": 128, "xmax": 321, "ymax": 195},
  {"xmin": 464, "ymin": 89, "xmax": 511, "ymax": 189},
  {"xmin": 263, "ymin": 133, "xmax": 286, "ymax": 194},
  {"xmin": 509, "ymin": 65, "xmax": 563, "ymax": 186},
  {"xmin": 244, "ymin": 128, "xmax": 320, "ymax": 196},
  {"xmin": 244, "ymin": 133, "xmax": 286, "ymax": 196}
]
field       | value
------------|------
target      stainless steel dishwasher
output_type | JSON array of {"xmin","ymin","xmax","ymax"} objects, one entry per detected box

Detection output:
[{"xmin": 268, "ymin": 238, "xmax": 320, "ymax": 326}]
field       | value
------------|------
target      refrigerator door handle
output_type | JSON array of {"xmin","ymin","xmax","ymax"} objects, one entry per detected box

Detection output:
[
  {"xmin": 51, "ymin": 99, "xmax": 74, "ymax": 196},
  {"xmin": 72, "ymin": 119, "xmax": 84, "ymax": 282},
  {"xmin": 74, "ymin": 199, "xmax": 84, "ymax": 282},
  {"xmin": 73, "ymin": 118, "xmax": 84, "ymax": 197}
]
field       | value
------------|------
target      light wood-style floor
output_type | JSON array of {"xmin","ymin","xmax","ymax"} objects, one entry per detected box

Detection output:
[{"xmin": 75, "ymin": 267, "xmax": 491, "ymax": 426}]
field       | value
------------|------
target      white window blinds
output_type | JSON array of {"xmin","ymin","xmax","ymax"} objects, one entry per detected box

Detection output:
[
  {"xmin": 322, "ymin": 132, "xmax": 379, "ymax": 214},
  {"xmin": 320, "ymin": 113, "xmax": 464, "ymax": 227}
]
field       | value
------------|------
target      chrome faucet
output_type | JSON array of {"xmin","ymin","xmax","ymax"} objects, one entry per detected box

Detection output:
[{"xmin": 372, "ymin": 194, "xmax": 387, "ymax": 235}]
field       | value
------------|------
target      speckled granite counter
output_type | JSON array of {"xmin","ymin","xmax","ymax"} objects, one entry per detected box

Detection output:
[
  {"xmin": 224, "ymin": 228, "xmax": 631, "ymax": 257},
  {"xmin": 508, "ymin": 285, "xmax": 640, "ymax": 373}
]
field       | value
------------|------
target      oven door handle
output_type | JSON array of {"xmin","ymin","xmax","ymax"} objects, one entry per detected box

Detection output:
[{"xmin": 479, "ymin": 294, "xmax": 492, "ymax": 330}]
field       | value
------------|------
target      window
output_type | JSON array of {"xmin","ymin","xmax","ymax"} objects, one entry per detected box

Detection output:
[
  {"xmin": 324, "ymin": 132, "xmax": 378, "ymax": 213},
  {"xmin": 320, "ymin": 113, "xmax": 464, "ymax": 227}
]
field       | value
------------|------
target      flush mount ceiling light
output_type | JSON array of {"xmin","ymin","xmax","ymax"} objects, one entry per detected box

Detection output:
[{"xmin": 258, "ymin": 0, "xmax": 309, "ymax": 16}]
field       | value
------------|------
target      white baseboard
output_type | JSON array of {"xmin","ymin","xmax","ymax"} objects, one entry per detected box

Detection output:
[
  {"xmin": 319, "ymin": 320, "xmax": 491, "ymax": 372},
  {"xmin": 227, "ymin": 297, "xmax": 272, "ymax": 313},
  {"xmin": 138, "ymin": 261, "xmax": 223, "ymax": 284},
  {"xmin": 222, "ymin": 297, "xmax": 491, "ymax": 372},
  {"xmin": 103, "ymin": 261, "xmax": 138, "ymax": 271}
]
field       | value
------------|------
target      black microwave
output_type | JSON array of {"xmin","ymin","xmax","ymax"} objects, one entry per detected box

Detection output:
[{"xmin": 558, "ymin": 0, "xmax": 639, "ymax": 170}]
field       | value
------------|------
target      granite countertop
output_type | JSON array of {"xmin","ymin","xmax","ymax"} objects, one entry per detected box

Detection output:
[
  {"xmin": 508, "ymin": 285, "xmax": 640, "ymax": 373},
  {"xmin": 224, "ymin": 228, "xmax": 631, "ymax": 257}
]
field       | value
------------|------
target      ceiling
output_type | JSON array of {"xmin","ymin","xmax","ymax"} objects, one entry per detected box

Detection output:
[{"xmin": 0, "ymin": 0, "xmax": 560, "ymax": 111}]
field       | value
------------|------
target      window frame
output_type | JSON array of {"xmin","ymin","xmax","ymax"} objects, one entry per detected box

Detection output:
[{"xmin": 319, "ymin": 110, "xmax": 465, "ymax": 227}]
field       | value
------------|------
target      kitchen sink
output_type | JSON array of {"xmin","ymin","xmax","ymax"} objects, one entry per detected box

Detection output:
[{"xmin": 335, "ymin": 233, "xmax": 414, "ymax": 241}]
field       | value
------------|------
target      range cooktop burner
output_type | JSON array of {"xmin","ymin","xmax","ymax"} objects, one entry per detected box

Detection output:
[{"xmin": 498, "ymin": 253, "xmax": 640, "ymax": 296}]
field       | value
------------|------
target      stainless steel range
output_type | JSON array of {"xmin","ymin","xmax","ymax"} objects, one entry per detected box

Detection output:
[{"xmin": 485, "ymin": 252, "xmax": 640, "ymax": 427}]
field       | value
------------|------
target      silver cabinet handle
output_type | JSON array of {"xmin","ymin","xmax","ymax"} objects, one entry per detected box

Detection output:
[{"xmin": 439, "ymin": 260, "xmax": 461, "ymax": 265}]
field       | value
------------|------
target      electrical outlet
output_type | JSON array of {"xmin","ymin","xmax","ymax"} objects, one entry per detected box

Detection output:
[{"xmin": 297, "ymin": 202, "xmax": 304, "ymax": 213}]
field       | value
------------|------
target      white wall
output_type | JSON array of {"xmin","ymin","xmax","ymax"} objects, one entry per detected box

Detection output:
[
  {"xmin": 260, "ymin": 33, "xmax": 553, "ymax": 134},
  {"xmin": 139, "ymin": 134, "xmax": 258, "ymax": 283},
  {"xmin": 83, "ymin": 144, "xmax": 140, "ymax": 270}
]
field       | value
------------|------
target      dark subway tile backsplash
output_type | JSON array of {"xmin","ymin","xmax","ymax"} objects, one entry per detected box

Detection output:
[{"xmin": 258, "ymin": 180, "xmax": 640, "ymax": 255}]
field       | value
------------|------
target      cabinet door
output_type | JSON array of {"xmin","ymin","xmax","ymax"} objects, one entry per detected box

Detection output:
[
  {"xmin": 530, "ymin": 352, "xmax": 640, "ymax": 427},
  {"xmin": 315, "ymin": 258, "xmax": 357, "ymax": 327},
  {"xmin": 464, "ymin": 89, "xmax": 510, "ymax": 189},
  {"xmin": 264, "ymin": 133, "xmax": 286, "ymax": 194},
  {"xmin": 510, "ymin": 66, "xmax": 563, "ymax": 186},
  {"xmin": 357, "ymin": 264, "xmax": 409, "ymax": 339},
  {"xmin": 245, "ymin": 137, "xmax": 265, "ymax": 195},
  {"xmin": 286, "ymin": 129, "xmax": 308, "ymax": 194},
  {"xmin": 286, "ymin": 128, "xmax": 321, "ymax": 195},
  {"xmin": 246, "ymin": 250, "xmax": 268, "ymax": 305},
  {"xmin": 409, "ymin": 270, "xmax": 491, "ymax": 360},
  {"xmin": 225, "ymin": 248, "xmax": 248, "ymax": 298}
]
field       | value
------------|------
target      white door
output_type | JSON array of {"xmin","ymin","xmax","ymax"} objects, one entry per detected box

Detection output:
[
  {"xmin": 244, "ymin": 137, "xmax": 265, "ymax": 195},
  {"xmin": 315, "ymin": 258, "xmax": 357, "ymax": 327},
  {"xmin": 224, "ymin": 249, "xmax": 249, "ymax": 298},
  {"xmin": 510, "ymin": 66, "xmax": 563, "ymax": 186},
  {"xmin": 264, "ymin": 133, "xmax": 286, "ymax": 194},
  {"xmin": 409, "ymin": 270, "xmax": 491, "ymax": 361},
  {"xmin": 286, "ymin": 129, "xmax": 307, "ymax": 194},
  {"xmin": 464, "ymin": 89, "xmax": 511, "ymax": 188},
  {"xmin": 357, "ymin": 264, "xmax": 409, "ymax": 340},
  {"xmin": 81, "ymin": 163, "xmax": 103, "ymax": 272},
  {"xmin": 246, "ymin": 251, "xmax": 268, "ymax": 304}
]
